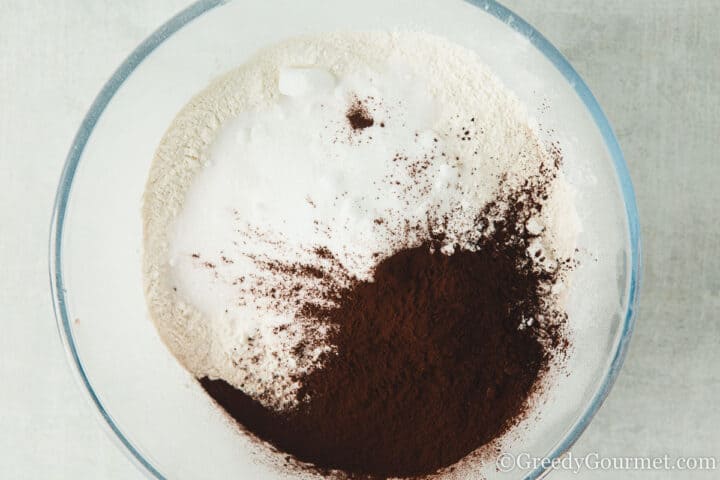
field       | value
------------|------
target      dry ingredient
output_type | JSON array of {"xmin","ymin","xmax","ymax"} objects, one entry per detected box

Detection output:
[
  {"xmin": 142, "ymin": 31, "xmax": 579, "ymax": 479},
  {"xmin": 201, "ymin": 172, "xmax": 570, "ymax": 478}
]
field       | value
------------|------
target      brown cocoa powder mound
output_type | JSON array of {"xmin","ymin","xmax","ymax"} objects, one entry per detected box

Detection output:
[
  {"xmin": 201, "ymin": 213, "xmax": 561, "ymax": 478},
  {"xmin": 346, "ymin": 100, "xmax": 374, "ymax": 131}
]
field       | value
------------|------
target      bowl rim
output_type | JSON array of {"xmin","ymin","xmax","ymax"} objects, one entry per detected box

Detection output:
[{"xmin": 49, "ymin": 1, "xmax": 641, "ymax": 478}]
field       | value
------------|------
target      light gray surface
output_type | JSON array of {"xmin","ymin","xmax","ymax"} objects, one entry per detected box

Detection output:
[{"xmin": 0, "ymin": 0, "xmax": 717, "ymax": 478}]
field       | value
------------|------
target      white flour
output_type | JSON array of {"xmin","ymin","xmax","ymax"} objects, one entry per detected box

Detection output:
[{"xmin": 143, "ymin": 31, "xmax": 579, "ymax": 411}]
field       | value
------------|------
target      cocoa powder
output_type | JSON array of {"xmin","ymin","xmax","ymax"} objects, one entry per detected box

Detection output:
[
  {"xmin": 200, "ymin": 180, "xmax": 567, "ymax": 478},
  {"xmin": 346, "ymin": 99, "xmax": 374, "ymax": 131},
  {"xmin": 197, "ymin": 101, "xmax": 570, "ymax": 477}
]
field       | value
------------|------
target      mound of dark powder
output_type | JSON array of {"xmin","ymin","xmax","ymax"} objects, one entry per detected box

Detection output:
[{"xmin": 200, "ymin": 176, "xmax": 569, "ymax": 478}]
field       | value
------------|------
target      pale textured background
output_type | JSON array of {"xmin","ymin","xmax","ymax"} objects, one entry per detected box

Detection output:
[{"xmin": 1, "ymin": 0, "xmax": 718, "ymax": 478}]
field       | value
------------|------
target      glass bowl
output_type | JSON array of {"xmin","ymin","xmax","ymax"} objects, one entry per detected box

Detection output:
[{"xmin": 50, "ymin": 1, "xmax": 641, "ymax": 478}]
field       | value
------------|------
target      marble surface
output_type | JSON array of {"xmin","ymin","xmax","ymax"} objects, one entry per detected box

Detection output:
[{"xmin": 1, "ymin": 1, "xmax": 717, "ymax": 478}]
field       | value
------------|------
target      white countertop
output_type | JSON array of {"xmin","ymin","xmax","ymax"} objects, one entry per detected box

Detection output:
[{"xmin": 1, "ymin": 1, "xmax": 718, "ymax": 478}]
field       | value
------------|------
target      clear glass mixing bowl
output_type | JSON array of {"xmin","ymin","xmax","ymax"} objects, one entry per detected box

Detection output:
[{"xmin": 50, "ymin": 1, "xmax": 641, "ymax": 478}]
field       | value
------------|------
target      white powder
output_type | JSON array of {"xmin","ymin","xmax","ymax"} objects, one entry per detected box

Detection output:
[{"xmin": 142, "ymin": 31, "xmax": 579, "ymax": 411}]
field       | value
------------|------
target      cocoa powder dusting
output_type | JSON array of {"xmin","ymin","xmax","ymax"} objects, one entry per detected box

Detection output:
[
  {"xmin": 198, "ymin": 110, "xmax": 570, "ymax": 478},
  {"xmin": 201, "ymin": 186, "xmax": 568, "ymax": 479}
]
